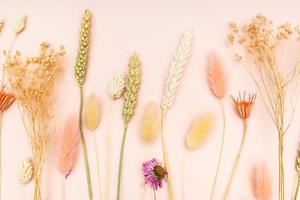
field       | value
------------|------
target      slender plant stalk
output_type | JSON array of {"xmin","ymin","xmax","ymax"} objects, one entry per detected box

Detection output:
[
  {"xmin": 160, "ymin": 114, "xmax": 174, "ymax": 200},
  {"xmin": 224, "ymin": 120, "xmax": 247, "ymax": 199},
  {"xmin": 294, "ymin": 177, "xmax": 300, "ymax": 200},
  {"xmin": 93, "ymin": 134, "xmax": 102, "ymax": 199},
  {"xmin": 0, "ymin": 112, "xmax": 2, "ymax": 200},
  {"xmin": 153, "ymin": 189, "xmax": 157, "ymax": 200},
  {"xmin": 61, "ymin": 176, "xmax": 66, "ymax": 200},
  {"xmin": 209, "ymin": 101, "xmax": 226, "ymax": 200},
  {"xmin": 116, "ymin": 126, "xmax": 128, "ymax": 200},
  {"xmin": 79, "ymin": 87, "xmax": 93, "ymax": 200}
]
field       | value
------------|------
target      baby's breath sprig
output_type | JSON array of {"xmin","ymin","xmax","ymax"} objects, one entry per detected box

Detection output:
[
  {"xmin": 74, "ymin": 9, "xmax": 93, "ymax": 200},
  {"xmin": 116, "ymin": 53, "xmax": 141, "ymax": 200}
]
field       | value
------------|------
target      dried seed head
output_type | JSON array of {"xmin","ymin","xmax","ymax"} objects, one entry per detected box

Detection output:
[
  {"xmin": 122, "ymin": 53, "xmax": 142, "ymax": 126},
  {"xmin": 107, "ymin": 73, "xmax": 125, "ymax": 100},
  {"xmin": 19, "ymin": 157, "xmax": 33, "ymax": 185},
  {"xmin": 140, "ymin": 102, "xmax": 159, "ymax": 143},
  {"xmin": 75, "ymin": 10, "xmax": 91, "ymax": 86},
  {"xmin": 13, "ymin": 15, "xmax": 26, "ymax": 34}
]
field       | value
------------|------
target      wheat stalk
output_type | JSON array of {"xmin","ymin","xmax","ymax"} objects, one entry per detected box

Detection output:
[
  {"xmin": 160, "ymin": 29, "xmax": 193, "ymax": 200},
  {"xmin": 117, "ymin": 53, "xmax": 142, "ymax": 200}
]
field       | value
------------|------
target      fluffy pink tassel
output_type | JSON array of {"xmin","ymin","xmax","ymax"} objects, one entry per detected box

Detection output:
[
  {"xmin": 251, "ymin": 163, "xmax": 272, "ymax": 200},
  {"xmin": 207, "ymin": 52, "xmax": 227, "ymax": 99},
  {"xmin": 57, "ymin": 114, "xmax": 80, "ymax": 178}
]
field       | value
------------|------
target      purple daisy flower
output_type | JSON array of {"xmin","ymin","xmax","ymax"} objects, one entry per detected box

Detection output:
[{"xmin": 142, "ymin": 158, "xmax": 168, "ymax": 190}]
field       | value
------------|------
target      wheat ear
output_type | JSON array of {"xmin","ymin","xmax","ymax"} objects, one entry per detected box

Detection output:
[
  {"xmin": 117, "ymin": 53, "xmax": 142, "ymax": 200},
  {"xmin": 160, "ymin": 29, "xmax": 193, "ymax": 200}
]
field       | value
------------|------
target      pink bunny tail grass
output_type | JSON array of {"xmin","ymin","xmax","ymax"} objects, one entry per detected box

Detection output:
[
  {"xmin": 57, "ymin": 114, "xmax": 81, "ymax": 178},
  {"xmin": 207, "ymin": 52, "xmax": 227, "ymax": 99},
  {"xmin": 251, "ymin": 163, "xmax": 272, "ymax": 200}
]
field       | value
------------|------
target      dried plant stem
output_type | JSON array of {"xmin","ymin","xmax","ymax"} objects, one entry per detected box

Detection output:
[
  {"xmin": 116, "ymin": 126, "xmax": 128, "ymax": 200},
  {"xmin": 61, "ymin": 176, "xmax": 66, "ymax": 200},
  {"xmin": 294, "ymin": 177, "xmax": 300, "ymax": 200},
  {"xmin": 160, "ymin": 114, "xmax": 174, "ymax": 200},
  {"xmin": 33, "ymin": 150, "xmax": 43, "ymax": 200},
  {"xmin": 153, "ymin": 189, "xmax": 157, "ymax": 200},
  {"xmin": 0, "ymin": 112, "xmax": 2, "ymax": 200},
  {"xmin": 224, "ymin": 120, "xmax": 248, "ymax": 199},
  {"xmin": 209, "ymin": 101, "xmax": 226, "ymax": 200},
  {"xmin": 93, "ymin": 134, "xmax": 102, "ymax": 199},
  {"xmin": 79, "ymin": 87, "xmax": 93, "ymax": 200},
  {"xmin": 105, "ymin": 102, "xmax": 114, "ymax": 200}
]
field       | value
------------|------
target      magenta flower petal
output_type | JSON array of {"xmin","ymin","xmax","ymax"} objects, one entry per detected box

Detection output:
[{"xmin": 142, "ymin": 158, "xmax": 167, "ymax": 190}]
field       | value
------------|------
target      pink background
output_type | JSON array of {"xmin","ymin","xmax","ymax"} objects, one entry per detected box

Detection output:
[{"xmin": 1, "ymin": 0, "xmax": 300, "ymax": 199}]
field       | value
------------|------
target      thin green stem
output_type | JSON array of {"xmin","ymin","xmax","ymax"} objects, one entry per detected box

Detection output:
[
  {"xmin": 209, "ymin": 101, "xmax": 226, "ymax": 200},
  {"xmin": 294, "ymin": 177, "xmax": 300, "ymax": 200},
  {"xmin": 160, "ymin": 114, "xmax": 174, "ymax": 200},
  {"xmin": 224, "ymin": 120, "xmax": 248, "ymax": 199},
  {"xmin": 79, "ymin": 86, "xmax": 93, "ymax": 200},
  {"xmin": 93, "ymin": 134, "xmax": 102, "ymax": 199},
  {"xmin": 116, "ymin": 126, "xmax": 128, "ymax": 200},
  {"xmin": 153, "ymin": 189, "xmax": 157, "ymax": 200}
]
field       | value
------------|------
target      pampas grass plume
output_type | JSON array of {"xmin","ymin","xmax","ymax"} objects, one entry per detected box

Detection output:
[
  {"xmin": 57, "ymin": 114, "xmax": 81, "ymax": 178},
  {"xmin": 185, "ymin": 112, "xmax": 215, "ymax": 150},
  {"xmin": 84, "ymin": 94, "xmax": 101, "ymax": 131},
  {"xmin": 251, "ymin": 163, "xmax": 272, "ymax": 200},
  {"xmin": 207, "ymin": 52, "xmax": 227, "ymax": 99},
  {"xmin": 140, "ymin": 102, "xmax": 159, "ymax": 143}
]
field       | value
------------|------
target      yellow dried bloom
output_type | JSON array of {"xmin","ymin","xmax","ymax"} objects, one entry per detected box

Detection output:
[
  {"xmin": 75, "ymin": 10, "xmax": 91, "ymax": 86},
  {"xmin": 140, "ymin": 102, "xmax": 159, "ymax": 143}
]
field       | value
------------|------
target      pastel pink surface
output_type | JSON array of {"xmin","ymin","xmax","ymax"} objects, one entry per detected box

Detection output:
[{"xmin": 0, "ymin": 0, "xmax": 299, "ymax": 200}]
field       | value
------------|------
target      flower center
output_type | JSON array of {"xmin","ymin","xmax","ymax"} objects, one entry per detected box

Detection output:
[{"xmin": 153, "ymin": 165, "xmax": 165, "ymax": 180}]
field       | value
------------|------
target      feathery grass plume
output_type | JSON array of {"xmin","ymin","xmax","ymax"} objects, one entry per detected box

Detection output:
[
  {"xmin": 117, "ymin": 53, "xmax": 142, "ymax": 200},
  {"xmin": 19, "ymin": 157, "xmax": 33, "ymax": 185},
  {"xmin": 74, "ymin": 9, "xmax": 93, "ymax": 200},
  {"xmin": 293, "ymin": 145, "xmax": 300, "ymax": 200},
  {"xmin": 83, "ymin": 94, "xmax": 101, "ymax": 130},
  {"xmin": 227, "ymin": 15, "xmax": 300, "ymax": 200},
  {"xmin": 140, "ymin": 102, "xmax": 159, "ymax": 143},
  {"xmin": 4, "ymin": 42, "xmax": 65, "ymax": 200},
  {"xmin": 185, "ymin": 112, "xmax": 215, "ymax": 150},
  {"xmin": 207, "ymin": 52, "xmax": 226, "ymax": 99},
  {"xmin": 251, "ymin": 163, "xmax": 272, "ymax": 200},
  {"xmin": 160, "ymin": 29, "xmax": 193, "ymax": 200},
  {"xmin": 57, "ymin": 114, "xmax": 80, "ymax": 178},
  {"xmin": 207, "ymin": 52, "xmax": 227, "ymax": 200},
  {"xmin": 107, "ymin": 72, "xmax": 125, "ymax": 101}
]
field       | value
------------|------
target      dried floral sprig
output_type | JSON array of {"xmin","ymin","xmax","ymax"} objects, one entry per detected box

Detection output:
[
  {"xmin": 207, "ymin": 52, "xmax": 227, "ymax": 200},
  {"xmin": 83, "ymin": 94, "xmax": 102, "ymax": 199},
  {"xmin": 251, "ymin": 163, "xmax": 272, "ymax": 200},
  {"xmin": 117, "ymin": 53, "xmax": 142, "ymax": 200},
  {"xmin": 13, "ymin": 15, "xmax": 26, "ymax": 35},
  {"xmin": 74, "ymin": 9, "xmax": 93, "ymax": 200},
  {"xmin": 140, "ymin": 102, "xmax": 159, "ymax": 143},
  {"xmin": 0, "ymin": 20, "xmax": 4, "ymax": 32},
  {"xmin": 143, "ymin": 158, "xmax": 167, "ymax": 200},
  {"xmin": 107, "ymin": 72, "xmax": 125, "ymax": 101},
  {"xmin": 227, "ymin": 14, "xmax": 300, "ymax": 200},
  {"xmin": 4, "ymin": 42, "xmax": 65, "ymax": 200},
  {"xmin": 19, "ymin": 157, "xmax": 33, "ymax": 185},
  {"xmin": 224, "ymin": 92, "xmax": 256, "ymax": 198},
  {"xmin": 185, "ymin": 112, "xmax": 215, "ymax": 150},
  {"xmin": 294, "ymin": 145, "xmax": 300, "ymax": 200},
  {"xmin": 160, "ymin": 29, "xmax": 193, "ymax": 200}
]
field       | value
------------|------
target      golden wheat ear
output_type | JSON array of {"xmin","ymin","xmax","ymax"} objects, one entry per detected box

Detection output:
[
  {"xmin": 207, "ymin": 52, "xmax": 227, "ymax": 99},
  {"xmin": 57, "ymin": 114, "xmax": 81, "ymax": 178},
  {"xmin": 251, "ymin": 163, "xmax": 272, "ymax": 200}
]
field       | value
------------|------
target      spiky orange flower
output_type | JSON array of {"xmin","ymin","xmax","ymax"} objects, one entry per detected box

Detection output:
[
  {"xmin": 0, "ymin": 90, "xmax": 15, "ymax": 112},
  {"xmin": 231, "ymin": 92, "xmax": 256, "ymax": 120}
]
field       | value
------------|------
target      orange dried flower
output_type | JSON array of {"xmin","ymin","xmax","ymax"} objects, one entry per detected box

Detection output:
[
  {"xmin": 0, "ymin": 90, "xmax": 15, "ymax": 111},
  {"xmin": 231, "ymin": 92, "xmax": 256, "ymax": 120}
]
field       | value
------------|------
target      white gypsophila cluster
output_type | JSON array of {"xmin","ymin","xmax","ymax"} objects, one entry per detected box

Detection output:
[{"xmin": 107, "ymin": 72, "xmax": 125, "ymax": 100}]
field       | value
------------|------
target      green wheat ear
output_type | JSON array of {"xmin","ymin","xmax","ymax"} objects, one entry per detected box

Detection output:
[
  {"xmin": 122, "ymin": 53, "xmax": 142, "ymax": 126},
  {"xmin": 75, "ymin": 9, "xmax": 91, "ymax": 86}
]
